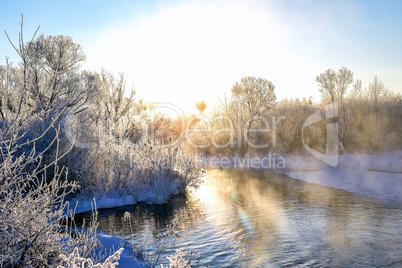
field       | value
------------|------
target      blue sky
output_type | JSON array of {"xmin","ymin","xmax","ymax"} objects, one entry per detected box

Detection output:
[{"xmin": 1, "ymin": 0, "xmax": 401, "ymax": 112}]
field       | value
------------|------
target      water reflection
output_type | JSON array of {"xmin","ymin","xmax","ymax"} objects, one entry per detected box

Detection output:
[{"xmin": 76, "ymin": 169, "xmax": 402, "ymax": 267}]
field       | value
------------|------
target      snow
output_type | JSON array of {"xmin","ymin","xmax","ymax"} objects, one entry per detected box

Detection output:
[
  {"xmin": 67, "ymin": 196, "xmax": 138, "ymax": 215},
  {"xmin": 67, "ymin": 178, "xmax": 183, "ymax": 215},
  {"xmin": 64, "ymin": 197, "xmax": 151, "ymax": 267},
  {"xmin": 96, "ymin": 234, "xmax": 149, "ymax": 268},
  {"xmin": 283, "ymin": 150, "xmax": 402, "ymax": 208},
  {"xmin": 57, "ymin": 234, "xmax": 149, "ymax": 267}
]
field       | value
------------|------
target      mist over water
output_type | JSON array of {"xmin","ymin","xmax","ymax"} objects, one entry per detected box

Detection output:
[{"xmin": 77, "ymin": 169, "xmax": 402, "ymax": 267}]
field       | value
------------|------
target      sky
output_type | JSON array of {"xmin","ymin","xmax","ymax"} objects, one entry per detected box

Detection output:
[{"xmin": 1, "ymin": 0, "xmax": 401, "ymax": 113}]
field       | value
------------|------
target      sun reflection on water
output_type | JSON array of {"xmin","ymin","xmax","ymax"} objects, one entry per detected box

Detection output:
[{"xmin": 77, "ymin": 168, "xmax": 402, "ymax": 267}]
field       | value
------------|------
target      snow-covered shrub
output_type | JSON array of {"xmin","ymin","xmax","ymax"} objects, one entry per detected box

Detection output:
[
  {"xmin": 0, "ymin": 101, "xmax": 103, "ymax": 266},
  {"xmin": 160, "ymin": 249, "xmax": 195, "ymax": 268},
  {"xmin": 126, "ymin": 139, "xmax": 205, "ymax": 193},
  {"xmin": 0, "ymin": 98, "xmax": 100, "ymax": 266},
  {"xmin": 0, "ymin": 19, "xmax": 101, "ymax": 267},
  {"xmin": 57, "ymin": 248, "xmax": 124, "ymax": 268},
  {"xmin": 74, "ymin": 137, "xmax": 205, "ymax": 204},
  {"xmin": 57, "ymin": 247, "xmax": 123, "ymax": 268}
]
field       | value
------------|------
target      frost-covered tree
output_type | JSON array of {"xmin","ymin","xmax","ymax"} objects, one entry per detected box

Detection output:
[
  {"xmin": 97, "ymin": 70, "xmax": 144, "ymax": 143},
  {"xmin": 26, "ymin": 34, "xmax": 96, "ymax": 111},
  {"xmin": 218, "ymin": 76, "xmax": 276, "ymax": 156},
  {"xmin": 352, "ymin": 79, "xmax": 363, "ymax": 97},
  {"xmin": 316, "ymin": 69, "xmax": 337, "ymax": 103},
  {"xmin": 366, "ymin": 75, "xmax": 386, "ymax": 126},
  {"xmin": 316, "ymin": 67, "xmax": 353, "ymax": 152},
  {"xmin": 0, "ymin": 15, "xmax": 99, "ymax": 267}
]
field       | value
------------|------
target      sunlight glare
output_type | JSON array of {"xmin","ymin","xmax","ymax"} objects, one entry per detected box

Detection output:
[{"xmin": 83, "ymin": 1, "xmax": 317, "ymax": 113}]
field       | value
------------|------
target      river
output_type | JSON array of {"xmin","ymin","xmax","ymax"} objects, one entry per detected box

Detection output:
[{"xmin": 76, "ymin": 169, "xmax": 402, "ymax": 267}]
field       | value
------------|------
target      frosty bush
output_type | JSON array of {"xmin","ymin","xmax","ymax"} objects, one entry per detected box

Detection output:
[
  {"xmin": 0, "ymin": 95, "xmax": 102, "ymax": 266},
  {"xmin": 57, "ymin": 247, "xmax": 123, "ymax": 268},
  {"xmin": 75, "ymin": 137, "xmax": 205, "ymax": 204},
  {"xmin": 0, "ymin": 83, "xmax": 98, "ymax": 266},
  {"xmin": 160, "ymin": 248, "xmax": 203, "ymax": 268},
  {"xmin": 0, "ymin": 17, "xmax": 101, "ymax": 267}
]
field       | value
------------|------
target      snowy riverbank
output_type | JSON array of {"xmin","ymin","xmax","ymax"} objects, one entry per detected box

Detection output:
[
  {"xmin": 283, "ymin": 150, "xmax": 402, "ymax": 208},
  {"xmin": 202, "ymin": 150, "xmax": 402, "ymax": 208}
]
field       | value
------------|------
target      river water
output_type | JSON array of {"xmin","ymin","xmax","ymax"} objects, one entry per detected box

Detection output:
[{"xmin": 77, "ymin": 169, "xmax": 402, "ymax": 267}]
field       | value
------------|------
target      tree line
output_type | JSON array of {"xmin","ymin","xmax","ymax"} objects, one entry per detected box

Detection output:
[{"xmin": 185, "ymin": 69, "xmax": 401, "ymax": 156}]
